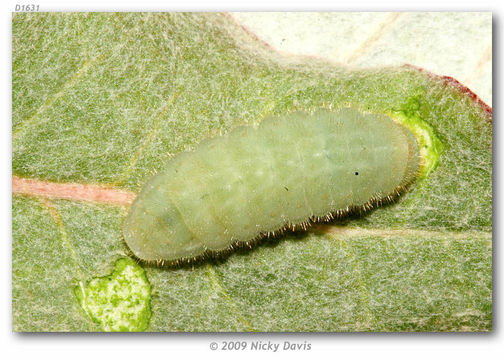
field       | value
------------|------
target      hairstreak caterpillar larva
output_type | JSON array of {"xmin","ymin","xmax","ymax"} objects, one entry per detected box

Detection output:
[{"xmin": 123, "ymin": 108, "xmax": 420, "ymax": 265}]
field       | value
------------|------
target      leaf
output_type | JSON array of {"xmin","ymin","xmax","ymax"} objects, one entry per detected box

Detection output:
[{"xmin": 12, "ymin": 13, "xmax": 492, "ymax": 332}]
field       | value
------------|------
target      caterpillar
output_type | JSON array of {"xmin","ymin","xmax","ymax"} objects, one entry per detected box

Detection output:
[{"xmin": 123, "ymin": 108, "xmax": 420, "ymax": 266}]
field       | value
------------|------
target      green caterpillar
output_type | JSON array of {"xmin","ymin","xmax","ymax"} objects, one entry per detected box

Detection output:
[{"xmin": 123, "ymin": 108, "xmax": 420, "ymax": 265}]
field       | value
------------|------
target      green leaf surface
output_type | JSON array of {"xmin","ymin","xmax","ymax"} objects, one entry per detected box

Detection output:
[{"xmin": 12, "ymin": 13, "xmax": 492, "ymax": 332}]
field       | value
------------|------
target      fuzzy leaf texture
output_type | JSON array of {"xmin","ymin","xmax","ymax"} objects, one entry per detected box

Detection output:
[{"xmin": 12, "ymin": 13, "xmax": 492, "ymax": 332}]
